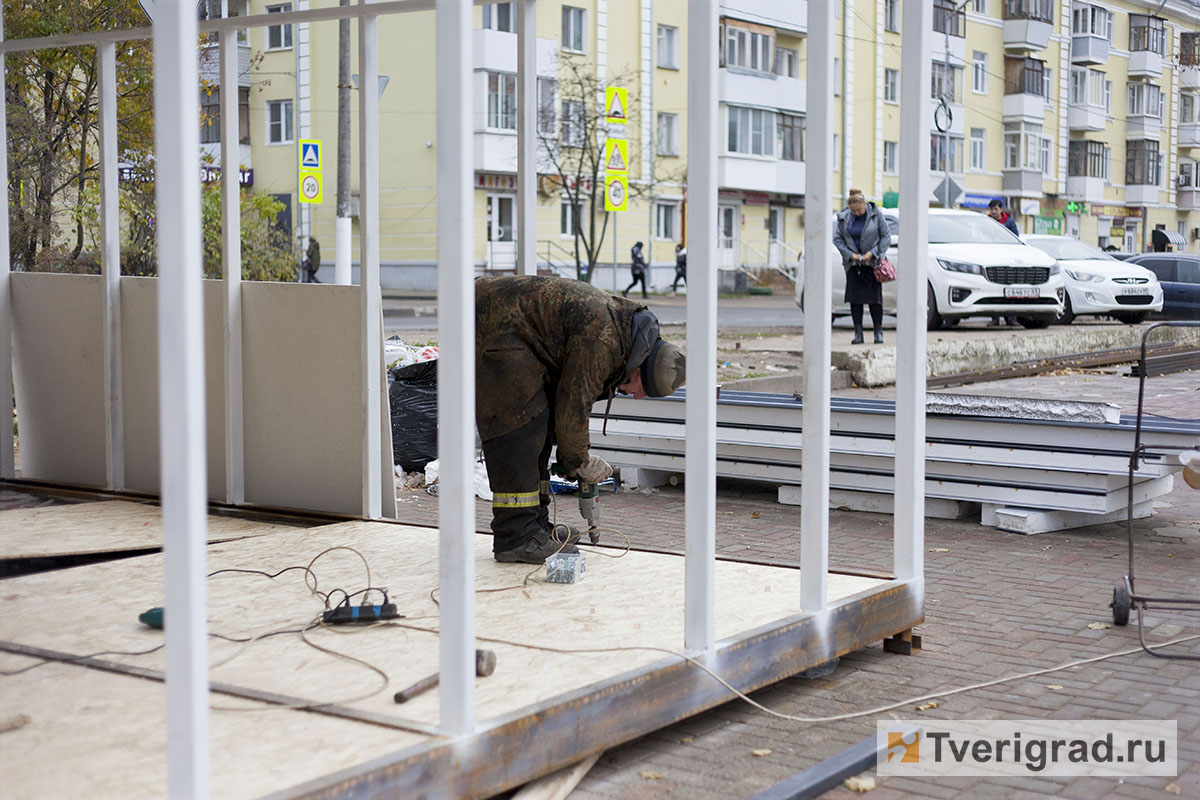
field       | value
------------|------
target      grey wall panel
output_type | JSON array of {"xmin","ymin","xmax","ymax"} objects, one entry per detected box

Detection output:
[
  {"xmin": 120, "ymin": 277, "xmax": 227, "ymax": 499},
  {"xmin": 241, "ymin": 283, "xmax": 363, "ymax": 515},
  {"xmin": 11, "ymin": 273, "xmax": 107, "ymax": 486}
]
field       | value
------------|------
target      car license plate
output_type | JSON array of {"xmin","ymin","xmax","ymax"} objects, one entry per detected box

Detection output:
[
  {"xmin": 1004, "ymin": 287, "xmax": 1040, "ymax": 299},
  {"xmin": 1120, "ymin": 287, "xmax": 1151, "ymax": 296}
]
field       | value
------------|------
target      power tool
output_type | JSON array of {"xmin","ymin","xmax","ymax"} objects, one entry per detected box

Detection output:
[{"xmin": 577, "ymin": 479, "xmax": 601, "ymax": 544}]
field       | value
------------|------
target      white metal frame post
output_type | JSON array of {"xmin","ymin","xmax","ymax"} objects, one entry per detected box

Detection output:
[
  {"xmin": 153, "ymin": 2, "xmax": 210, "ymax": 795},
  {"xmin": 800, "ymin": 0, "xmax": 834, "ymax": 613},
  {"xmin": 516, "ymin": 0, "xmax": 537, "ymax": 276},
  {"xmin": 684, "ymin": 0, "xmax": 717, "ymax": 653},
  {"xmin": 895, "ymin": 0, "xmax": 931, "ymax": 582},
  {"xmin": 359, "ymin": 0, "xmax": 383, "ymax": 520},
  {"xmin": 221, "ymin": 16, "xmax": 246, "ymax": 506},
  {"xmin": 98, "ymin": 42, "xmax": 125, "ymax": 491},
  {"xmin": 0, "ymin": 10, "xmax": 12, "ymax": 481},
  {"xmin": 436, "ymin": 0, "xmax": 477, "ymax": 736}
]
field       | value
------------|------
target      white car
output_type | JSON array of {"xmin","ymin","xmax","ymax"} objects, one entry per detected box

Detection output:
[
  {"xmin": 796, "ymin": 208, "xmax": 1066, "ymax": 329},
  {"xmin": 1022, "ymin": 235, "xmax": 1164, "ymax": 325}
]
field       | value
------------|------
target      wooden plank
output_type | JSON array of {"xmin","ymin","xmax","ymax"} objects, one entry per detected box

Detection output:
[{"xmin": 510, "ymin": 752, "xmax": 602, "ymax": 800}]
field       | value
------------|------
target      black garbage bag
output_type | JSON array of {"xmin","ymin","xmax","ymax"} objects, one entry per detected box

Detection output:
[{"xmin": 388, "ymin": 359, "xmax": 438, "ymax": 471}]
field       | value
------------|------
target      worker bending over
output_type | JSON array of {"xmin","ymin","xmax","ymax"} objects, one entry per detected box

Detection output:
[{"xmin": 476, "ymin": 276, "xmax": 686, "ymax": 564}]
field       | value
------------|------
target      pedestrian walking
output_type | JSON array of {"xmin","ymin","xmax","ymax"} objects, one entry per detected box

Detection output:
[
  {"xmin": 671, "ymin": 243, "xmax": 687, "ymax": 293},
  {"xmin": 302, "ymin": 236, "xmax": 322, "ymax": 283},
  {"xmin": 623, "ymin": 241, "xmax": 648, "ymax": 298}
]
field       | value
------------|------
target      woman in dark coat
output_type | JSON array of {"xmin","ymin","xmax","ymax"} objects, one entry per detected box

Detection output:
[{"xmin": 833, "ymin": 188, "xmax": 890, "ymax": 344}]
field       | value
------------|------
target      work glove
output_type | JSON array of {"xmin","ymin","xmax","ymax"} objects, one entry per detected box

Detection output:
[{"xmin": 576, "ymin": 455, "xmax": 613, "ymax": 483}]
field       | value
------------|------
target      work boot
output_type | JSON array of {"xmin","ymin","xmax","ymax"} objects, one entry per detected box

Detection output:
[
  {"xmin": 851, "ymin": 321, "xmax": 864, "ymax": 345},
  {"xmin": 494, "ymin": 525, "xmax": 582, "ymax": 564}
]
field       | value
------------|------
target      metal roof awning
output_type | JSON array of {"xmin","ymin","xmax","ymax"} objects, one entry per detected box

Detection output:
[{"xmin": 1153, "ymin": 228, "xmax": 1187, "ymax": 248}]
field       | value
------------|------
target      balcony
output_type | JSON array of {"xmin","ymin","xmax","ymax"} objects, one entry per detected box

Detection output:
[
  {"xmin": 199, "ymin": 42, "xmax": 252, "ymax": 88},
  {"xmin": 1182, "ymin": 68, "xmax": 1200, "ymax": 92},
  {"xmin": 1127, "ymin": 50, "xmax": 1163, "ymax": 79},
  {"xmin": 1181, "ymin": 123, "xmax": 1200, "ymax": 149},
  {"xmin": 1126, "ymin": 114, "xmax": 1162, "ymax": 142},
  {"xmin": 1182, "ymin": 34, "xmax": 1200, "ymax": 89},
  {"xmin": 1003, "ymin": 0, "xmax": 1053, "ymax": 51},
  {"xmin": 1068, "ymin": 104, "xmax": 1106, "ymax": 132},
  {"xmin": 472, "ymin": 29, "xmax": 558, "ymax": 77},
  {"xmin": 724, "ymin": 0, "xmax": 807, "ymax": 34},
  {"xmin": 718, "ymin": 69, "xmax": 805, "ymax": 115},
  {"xmin": 1178, "ymin": 187, "xmax": 1200, "ymax": 211},
  {"xmin": 718, "ymin": 155, "xmax": 805, "ymax": 194},
  {"xmin": 1002, "ymin": 167, "xmax": 1043, "ymax": 196},
  {"xmin": 1066, "ymin": 175, "xmax": 1106, "ymax": 204},
  {"xmin": 1070, "ymin": 35, "xmax": 1108, "ymax": 66},
  {"xmin": 1003, "ymin": 92, "xmax": 1045, "ymax": 123},
  {"xmin": 1125, "ymin": 183, "xmax": 1159, "ymax": 206}
]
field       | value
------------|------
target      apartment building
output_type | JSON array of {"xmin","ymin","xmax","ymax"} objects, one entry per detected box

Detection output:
[{"xmin": 220, "ymin": 1, "xmax": 1200, "ymax": 288}]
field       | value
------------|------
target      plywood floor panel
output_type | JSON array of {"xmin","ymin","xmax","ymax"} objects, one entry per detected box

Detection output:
[{"xmin": 0, "ymin": 501, "xmax": 299, "ymax": 559}]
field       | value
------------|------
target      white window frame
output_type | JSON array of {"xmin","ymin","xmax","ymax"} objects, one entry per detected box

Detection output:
[
  {"xmin": 483, "ymin": 2, "xmax": 516, "ymax": 32},
  {"xmin": 537, "ymin": 78, "xmax": 557, "ymax": 137},
  {"xmin": 561, "ymin": 99, "xmax": 584, "ymax": 147},
  {"xmin": 1182, "ymin": 93, "xmax": 1197, "ymax": 125},
  {"xmin": 884, "ymin": 0, "xmax": 899, "ymax": 32},
  {"xmin": 655, "ymin": 202, "xmax": 679, "ymax": 240},
  {"xmin": 266, "ymin": 4, "xmax": 293, "ymax": 51},
  {"xmin": 657, "ymin": 112, "xmax": 679, "ymax": 156},
  {"xmin": 726, "ymin": 105, "xmax": 776, "ymax": 157},
  {"xmin": 883, "ymin": 140, "xmax": 898, "ymax": 175},
  {"xmin": 775, "ymin": 47, "xmax": 798, "ymax": 78},
  {"xmin": 1042, "ymin": 68, "xmax": 1053, "ymax": 103},
  {"xmin": 884, "ymin": 68, "xmax": 899, "ymax": 103},
  {"xmin": 657, "ymin": 25, "xmax": 679, "ymax": 69},
  {"xmin": 1003, "ymin": 121, "xmax": 1042, "ymax": 170},
  {"xmin": 266, "ymin": 98, "xmax": 293, "ymax": 145},
  {"xmin": 724, "ymin": 24, "xmax": 774, "ymax": 74},
  {"xmin": 778, "ymin": 113, "xmax": 805, "ymax": 162},
  {"xmin": 560, "ymin": 197, "xmax": 583, "ymax": 237},
  {"xmin": 562, "ymin": 6, "xmax": 585, "ymax": 53},
  {"xmin": 972, "ymin": 51, "xmax": 988, "ymax": 94},
  {"xmin": 833, "ymin": 133, "xmax": 841, "ymax": 173},
  {"xmin": 931, "ymin": 61, "xmax": 963, "ymax": 102},
  {"xmin": 486, "ymin": 72, "xmax": 517, "ymax": 131},
  {"xmin": 972, "ymin": 0, "xmax": 988, "ymax": 12},
  {"xmin": 969, "ymin": 127, "xmax": 986, "ymax": 170},
  {"xmin": 1040, "ymin": 136, "xmax": 1053, "ymax": 176},
  {"xmin": 930, "ymin": 132, "xmax": 965, "ymax": 173},
  {"xmin": 834, "ymin": 58, "xmax": 842, "ymax": 96}
]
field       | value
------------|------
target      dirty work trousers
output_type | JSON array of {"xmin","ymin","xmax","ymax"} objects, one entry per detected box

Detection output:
[{"xmin": 480, "ymin": 405, "xmax": 554, "ymax": 554}]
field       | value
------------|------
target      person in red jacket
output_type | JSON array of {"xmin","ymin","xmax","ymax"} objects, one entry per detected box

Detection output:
[{"xmin": 986, "ymin": 200, "xmax": 1018, "ymax": 326}]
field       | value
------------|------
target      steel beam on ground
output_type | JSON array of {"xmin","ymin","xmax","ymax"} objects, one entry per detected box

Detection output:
[
  {"xmin": 152, "ymin": 0, "xmax": 210, "ymax": 794},
  {"xmin": 98, "ymin": 42, "xmax": 124, "ymax": 491},
  {"xmin": 220, "ymin": 23, "xmax": 245, "ymax": 505},
  {"xmin": 684, "ymin": 0, "xmax": 718, "ymax": 653},
  {"xmin": 436, "ymin": 0, "xmax": 477, "ymax": 737}
]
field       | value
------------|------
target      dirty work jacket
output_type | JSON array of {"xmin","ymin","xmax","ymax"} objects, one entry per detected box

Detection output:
[{"xmin": 475, "ymin": 276, "xmax": 645, "ymax": 476}]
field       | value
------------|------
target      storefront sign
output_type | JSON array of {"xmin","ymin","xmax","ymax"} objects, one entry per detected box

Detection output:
[
  {"xmin": 786, "ymin": 194, "xmax": 805, "ymax": 208},
  {"xmin": 1033, "ymin": 216, "xmax": 1062, "ymax": 236},
  {"xmin": 1090, "ymin": 205, "xmax": 1142, "ymax": 218},
  {"xmin": 961, "ymin": 193, "xmax": 1002, "ymax": 209},
  {"xmin": 476, "ymin": 173, "xmax": 517, "ymax": 190},
  {"xmin": 743, "ymin": 192, "xmax": 770, "ymax": 206}
]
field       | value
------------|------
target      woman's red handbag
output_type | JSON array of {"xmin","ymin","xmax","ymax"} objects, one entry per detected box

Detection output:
[{"xmin": 874, "ymin": 257, "xmax": 896, "ymax": 283}]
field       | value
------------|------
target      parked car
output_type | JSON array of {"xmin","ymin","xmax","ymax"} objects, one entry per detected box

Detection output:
[
  {"xmin": 796, "ymin": 209, "xmax": 1065, "ymax": 329},
  {"xmin": 1124, "ymin": 253, "xmax": 1200, "ymax": 319},
  {"xmin": 1022, "ymin": 235, "xmax": 1163, "ymax": 325}
]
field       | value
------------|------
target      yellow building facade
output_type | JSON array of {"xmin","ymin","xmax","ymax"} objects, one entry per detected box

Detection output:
[{"xmin": 233, "ymin": 1, "xmax": 1200, "ymax": 289}]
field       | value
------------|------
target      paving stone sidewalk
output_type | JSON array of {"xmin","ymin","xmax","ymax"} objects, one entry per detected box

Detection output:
[{"xmin": 393, "ymin": 368, "xmax": 1199, "ymax": 799}]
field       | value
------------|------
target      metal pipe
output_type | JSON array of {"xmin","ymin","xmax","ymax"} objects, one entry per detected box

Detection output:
[
  {"xmin": 220, "ymin": 20, "xmax": 245, "ymax": 506},
  {"xmin": 436, "ymin": 0, "xmax": 477, "ymax": 736},
  {"xmin": 152, "ymin": 0, "xmax": 210, "ymax": 793},
  {"xmin": 517, "ymin": 0, "xmax": 537, "ymax": 275},
  {"xmin": 98, "ymin": 42, "xmax": 124, "ymax": 492},
  {"xmin": 336, "ymin": 0, "xmax": 353, "ymax": 285},
  {"xmin": 684, "ymin": 0, "xmax": 718, "ymax": 652},
  {"xmin": 359, "ymin": 2, "xmax": 382, "ymax": 520},
  {"xmin": 895, "ymin": 0, "xmax": 932, "ymax": 584},
  {"xmin": 0, "ymin": 7, "xmax": 12, "ymax": 480},
  {"xmin": 800, "ymin": 0, "xmax": 834, "ymax": 614}
]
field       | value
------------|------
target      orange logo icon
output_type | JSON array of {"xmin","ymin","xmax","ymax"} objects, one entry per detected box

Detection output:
[{"xmin": 887, "ymin": 731, "xmax": 919, "ymax": 763}]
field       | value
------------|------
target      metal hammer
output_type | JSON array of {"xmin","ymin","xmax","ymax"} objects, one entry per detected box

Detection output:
[{"xmin": 393, "ymin": 649, "xmax": 497, "ymax": 703}]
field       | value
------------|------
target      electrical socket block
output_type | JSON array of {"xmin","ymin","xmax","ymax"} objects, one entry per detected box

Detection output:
[
  {"xmin": 322, "ymin": 603, "xmax": 401, "ymax": 624},
  {"xmin": 546, "ymin": 552, "xmax": 586, "ymax": 584}
]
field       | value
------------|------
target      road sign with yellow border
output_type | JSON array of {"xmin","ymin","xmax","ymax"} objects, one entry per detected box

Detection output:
[
  {"xmin": 604, "ymin": 174, "xmax": 628, "ymax": 212},
  {"xmin": 299, "ymin": 138, "xmax": 323, "ymax": 204},
  {"xmin": 299, "ymin": 171, "xmax": 323, "ymax": 204},
  {"xmin": 604, "ymin": 138, "xmax": 629, "ymax": 174},
  {"xmin": 604, "ymin": 86, "xmax": 628, "ymax": 124}
]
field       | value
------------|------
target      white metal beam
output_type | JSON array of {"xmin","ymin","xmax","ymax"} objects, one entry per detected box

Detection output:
[
  {"xmin": 801, "ymin": 0, "xmax": 835, "ymax": 613},
  {"xmin": 684, "ymin": 0, "xmax": 717, "ymax": 653},
  {"xmin": 516, "ymin": 0, "xmax": 537, "ymax": 275},
  {"xmin": 359, "ymin": 2, "xmax": 383, "ymax": 520},
  {"xmin": 436, "ymin": 0, "xmax": 477, "ymax": 736},
  {"xmin": 896, "ymin": 0, "xmax": 932, "ymax": 583},
  {"xmin": 153, "ymin": 0, "xmax": 210, "ymax": 795},
  {"xmin": 99, "ymin": 42, "xmax": 124, "ymax": 491},
  {"xmin": 221, "ymin": 21, "xmax": 245, "ymax": 505},
  {"xmin": 0, "ymin": 9, "xmax": 12, "ymax": 481}
]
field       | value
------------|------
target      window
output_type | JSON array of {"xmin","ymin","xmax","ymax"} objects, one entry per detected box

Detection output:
[
  {"xmin": 779, "ymin": 113, "xmax": 805, "ymax": 161},
  {"xmin": 1068, "ymin": 140, "xmax": 1110, "ymax": 179},
  {"xmin": 884, "ymin": 0, "xmax": 899, "ymax": 32},
  {"xmin": 537, "ymin": 78, "xmax": 556, "ymax": 136},
  {"xmin": 561, "ymin": 99, "xmax": 584, "ymax": 146},
  {"xmin": 775, "ymin": 47, "xmax": 798, "ymax": 78},
  {"xmin": 1003, "ymin": 121, "xmax": 1041, "ymax": 170},
  {"xmin": 1072, "ymin": 5, "xmax": 1112, "ymax": 40},
  {"xmin": 199, "ymin": 87, "xmax": 250, "ymax": 145},
  {"xmin": 657, "ymin": 112, "xmax": 679, "ymax": 156},
  {"xmin": 1127, "ymin": 83, "xmax": 1163, "ymax": 118},
  {"xmin": 487, "ymin": 72, "xmax": 517, "ymax": 130},
  {"xmin": 1126, "ymin": 139, "xmax": 1161, "ymax": 186},
  {"xmin": 727, "ymin": 106, "xmax": 776, "ymax": 156},
  {"xmin": 562, "ymin": 6, "xmax": 585, "ymax": 52},
  {"xmin": 884, "ymin": 69, "xmax": 899, "ymax": 103},
  {"xmin": 267, "ymin": 99, "xmax": 293, "ymax": 144},
  {"xmin": 969, "ymin": 127, "xmax": 986, "ymax": 170},
  {"xmin": 483, "ymin": 3, "xmax": 516, "ymax": 32},
  {"xmin": 1040, "ymin": 137, "xmax": 1053, "ymax": 175},
  {"xmin": 1183, "ymin": 32, "xmax": 1200, "ymax": 67},
  {"xmin": 1005, "ymin": 56, "xmax": 1045, "ymax": 96},
  {"xmin": 973, "ymin": 0, "xmax": 988, "ymax": 11},
  {"xmin": 724, "ymin": 24, "xmax": 774, "ymax": 73},
  {"xmin": 931, "ymin": 62, "xmax": 963, "ymax": 102},
  {"xmin": 833, "ymin": 133, "xmax": 841, "ymax": 172},
  {"xmin": 1128, "ymin": 14, "xmax": 1165, "ymax": 55},
  {"xmin": 560, "ymin": 198, "xmax": 583, "ymax": 236},
  {"xmin": 266, "ymin": 4, "xmax": 292, "ymax": 50},
  {"xmin": 1003, "ymin": 0, "xmax": 1053, "ymax": 23},
  {"xmin": 1104, "ymin": 80, "xmax": 1112, "ymax": 114},
  {"xmin": 883, "ymin": 140, "xmax": 898, "ymax": 175},
  {"xmin": 972, "ymin": 51, "xmax": 988, "ymax": 94},
  {"xmin": 1042, "ymin": 68, "xmax": 1053, "ymax": 102},
  {"xmin": 934, "ymin": 0, "xmax": 966, "ymax": 36},
  {"xmin": 1069, "ymin": 67, "xmax": 1085, "ymax": 104},
  {"xmin": 657, "ymin": 25, "xmax": 678, "ymax": 68},
  {"xmin": 656, "ymin": 203, "xmax": 678, "ymax": 240},
  {"xmin": 834, "ymin": 58, "xmax": 842, "ymax": 96},
  {"xmin": 1183, "ymin": 94, "xmax": 1197, "ymax": 125},
  {"xmin": 930, "ymin": 132, "xmax": 965, "ymax": 172}
]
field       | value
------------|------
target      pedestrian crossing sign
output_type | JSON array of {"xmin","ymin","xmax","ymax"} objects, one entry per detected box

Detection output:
[
  {"xmin": 299, "ymin": 139, "xmax": 322, "ymax": 170},
  {"xmin": 604, "ymin": 86, "xmax": 628, "ymax": 124},
  {"xmin": 604, "ymin": 138, "xmax": 629, "ymax": 174}
]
